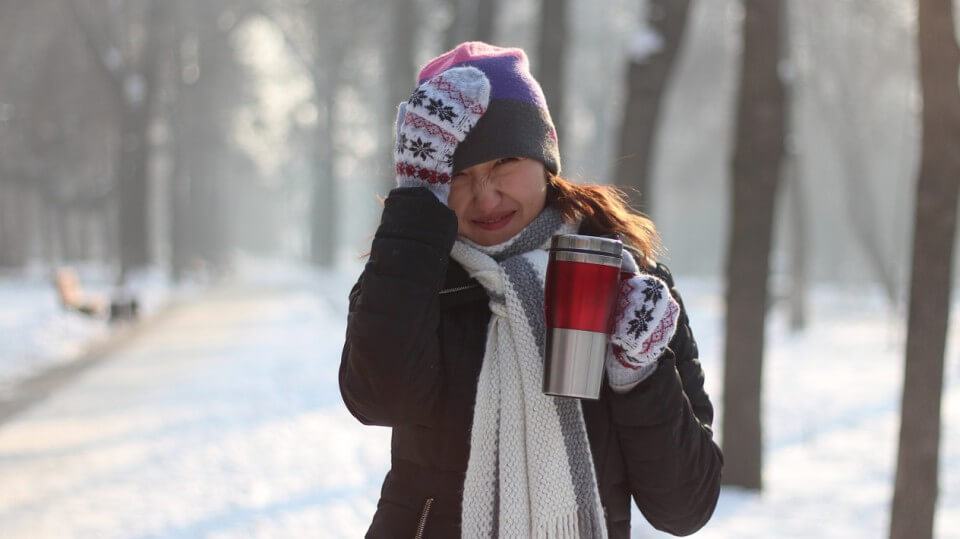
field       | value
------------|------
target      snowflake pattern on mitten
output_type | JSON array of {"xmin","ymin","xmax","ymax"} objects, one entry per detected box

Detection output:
[
  {"xmin": 606, "ymin": 267, "xmax": 680, "ymax": 393},
  {"xmin": 394, "ymin": 66, "xmax": 490, "ymax": 203}
]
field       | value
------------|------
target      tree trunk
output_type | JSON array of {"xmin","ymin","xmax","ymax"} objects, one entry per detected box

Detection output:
[
  {"xmin": 889, "ymin": 0, "xmax": 960, "ymax": 536},
  {"xmin": 169, "ymin": 168, "xmax": 194, "ymax": 281},
  {"xmin": 782, "ymin": 0, "xmax": 806, "ymax": 332},
  {"xmin": 27, "ymin": 187, "xmax": 46, "ymax": 266},
  {"xmin": 0, "ymin": 183, "xmax": 11, "ymax": 267},
  {"xmin": 474, "ymin": 0, "xmax": 497, "ymax": 43},
  {"xmin": 169, "ymin": 86, "xmax": 192, "ymax": 281},
  {"xmin": 385, "ymin": 0, "xmax": 418, "ymax": 194},
  {"xmin": 836, "ymin": 129, "xmax": 901, "ymax": 305},
  {"xmin": 169, "ymin": 21, "xmax": 202, "ymax": 280},
  {"xmin": 117, "ymin": 104, "xmax": 152, "ymax": 274},
  {"xmin": 310, "ymin": 111, "xmax": 337, "ymax": 267},
  {"xmin": 613, "ymin": 0, "xmax": 691, "ymax": 212},
  {"xmin": 69, "ymin": 0, "xmax": 168, "ymax": 279},
  {"xmin": 308, "ymin": 0, "xmax": 353, "ymax": 269},
  {"xmin": 175, "ymin": 0, "xmax": 240, "ymax": 276},
  {"xmin": 800, "ymin": 4, "xmax": 902, "ymax": 307},
  {"xmin": 536, "ymin": 0, "xmax": 569, "ymax": 153},
  {"xmin": 721, "ymin": 0, "xmax": 786, "ymax": 491},
  {"xmin": 54, "ymin": 201, "xmax": 74, "ymax": 263},
  {"xmin": 445, "ymin": 0, "xmax": 499, "ymax": 49},
  {"xmin": 786, "ymin": 157, "xmax": 808, "ymax": 332},
  {"xmin": 0, "ymin": 182, "xmax": 29, "ymax": 268},
  {"xmin": 444, "ymin": 0, "xmax": 462, "ymax": 50},
  {"xmin": 44, "ymin": 195, "xmax": 64, "ymax": 265},
  {"xmin": 169, "ymin": 0, "xmax": 197, "ymax": 281},
  {"xmin": 311, "ymin": 54, "xmax": 342, "ymax": 268}
]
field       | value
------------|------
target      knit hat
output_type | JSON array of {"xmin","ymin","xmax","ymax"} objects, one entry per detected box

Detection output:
[{"xmin": 415, "ymin": 41, "xmax": 561, "ymax": 176}]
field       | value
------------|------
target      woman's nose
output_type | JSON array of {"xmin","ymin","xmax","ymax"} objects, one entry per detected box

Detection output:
[{"xmin": 472, "ymin": 176, "xmax": 501, "ymax": 211}]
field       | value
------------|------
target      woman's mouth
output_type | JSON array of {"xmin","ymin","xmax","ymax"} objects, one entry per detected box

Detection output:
[{"xmin": 472, "ymin": 211, "xmax": 516, "ymax": 231}]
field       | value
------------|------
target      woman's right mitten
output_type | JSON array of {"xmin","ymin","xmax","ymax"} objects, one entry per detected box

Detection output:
[{"xmin": 394, "ymin": 66, "xmax": 490, "ymax": 204}]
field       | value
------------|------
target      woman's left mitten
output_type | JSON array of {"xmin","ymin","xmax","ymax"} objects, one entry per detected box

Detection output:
[
  {"xmin": 394, "ymin": 66, "xmax": 490, "ymax": 203},
  {"xmin": 607, "ymin": 258, "xmax": 680, "ymax": 393}
]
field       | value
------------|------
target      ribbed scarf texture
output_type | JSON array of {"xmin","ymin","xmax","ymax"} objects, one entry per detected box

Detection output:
[{"xmin": 450, "ymin": 207, "xmax": 608, "ymax": 538}]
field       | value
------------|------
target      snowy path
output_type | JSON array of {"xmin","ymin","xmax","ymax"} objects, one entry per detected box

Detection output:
[
  {"xmin": 0, "ymin": 284, "xmax": 389, "ymax": 538},
  {"xmin": 0, "ymin": 275, "xmax": 958, "ymax": 538}
]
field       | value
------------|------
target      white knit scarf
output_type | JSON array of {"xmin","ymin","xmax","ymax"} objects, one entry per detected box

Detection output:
[{"xmin": 450, "ymin": 207, "xmax": 608, "ymax": 538}]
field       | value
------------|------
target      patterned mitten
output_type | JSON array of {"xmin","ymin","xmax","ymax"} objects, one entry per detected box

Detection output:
[
  {"xmin": 394, "ymin": 66, "xmax": 491, "ymax": 204},
  {"xmin": 606, "ymin": 250, "xmax": 681, "ymax": 393}
]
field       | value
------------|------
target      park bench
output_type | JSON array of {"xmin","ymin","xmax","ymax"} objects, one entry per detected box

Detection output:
[{"xmin": 53, "ymin": 267, "xmax": 139, "ymax": 324}]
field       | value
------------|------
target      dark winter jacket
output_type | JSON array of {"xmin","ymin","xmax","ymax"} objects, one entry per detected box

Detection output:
[{"xmin": 339, "ymin": 187, "xmax": 723, "ymax": 538}]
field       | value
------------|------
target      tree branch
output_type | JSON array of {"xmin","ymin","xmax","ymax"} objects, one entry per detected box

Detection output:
[{"xmin": 62, "ymin": 0, "xmax": 129, "ymax": 103}]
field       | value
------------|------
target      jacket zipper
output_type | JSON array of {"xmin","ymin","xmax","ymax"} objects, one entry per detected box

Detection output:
[
  {"xmin": 439, "ymin": 283, "xmax": 479, "ymax": 295},
  {"xmin": 413, "ymin": 497, "xmax": 434, "ymax": 539}
]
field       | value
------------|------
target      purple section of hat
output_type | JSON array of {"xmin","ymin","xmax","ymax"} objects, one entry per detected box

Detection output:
[{"xmin": 419, "ymin": 56, "xmax": 548, "ymax": 109}]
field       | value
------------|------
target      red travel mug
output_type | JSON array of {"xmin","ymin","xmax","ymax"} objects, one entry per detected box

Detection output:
[{"xmin": 543, "ymin": 234, "xmax": 623, "ymax": 399}]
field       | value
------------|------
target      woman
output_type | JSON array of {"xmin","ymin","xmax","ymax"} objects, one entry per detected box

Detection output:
[{"xmin": 340, "ymin": 41, "xmax": 722, "ymax": 538}]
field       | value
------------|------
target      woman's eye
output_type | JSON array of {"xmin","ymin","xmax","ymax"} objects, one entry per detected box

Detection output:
[{"xmin": 495, "ymin": 157, "xmax": 521, "ymax": 166}]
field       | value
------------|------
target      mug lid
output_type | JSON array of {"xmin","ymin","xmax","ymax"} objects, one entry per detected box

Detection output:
[{"xmin": 550, "ymin": 234, "xmax": 623, "ymax": 257}]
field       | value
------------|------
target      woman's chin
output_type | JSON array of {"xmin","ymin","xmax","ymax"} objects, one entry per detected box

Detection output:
[{"xmin": 465, "ymin": 225, "xmax": 518, "ymax": 246}]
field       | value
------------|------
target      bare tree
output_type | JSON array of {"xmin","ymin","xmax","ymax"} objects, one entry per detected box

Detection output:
[
  {"xmin": 889, "ymin": 0, "xmax": 960, "ymax": 536},
  {"xmin": 473, "ymin": 0, "xmax": 497, "ymax": 44},
  {"xmin": 721, "ymin": 0, "xmax": 787, "ymax": 491},
  {"xmin": 794, "ymin": 0, "xmax": 913, "ymax": 307},
  {"xmin": 613, "ymin": 0, "xmax": 692, "ymax": 211},
  {"xmin": 2, "ymin": 1, "xmax": 120, "ymax": 269},
  {"xmin": 386, "ymin": 0, "xmax": 419, "ymax": 195},
  {"xmin": 0, "ymin": 2, "xmax": 28, "ymax": 268},
  {"xmin": 444, "ymin": 0, "xmax": 463, "ymax": 49},
  {"xmin": 310, "ymin": 59, "xmax": 343, "ymax": 268},
  {"xmin": 0, "ymin": 182, "xmax": 30, "ymax": 268},
  {"xmin": 167, "ymin": 0, "xmax": 196, "ymax": 281},
  {"xmin": 536, "ymin": 0, "xmax": 569, "ymax": 153},
  {"xmin": 67, "ymin": 0, "xmax": 169, "ymax": 278},
  {"xmin": 783, "ymin": 147, "xmax": 809, "ymax": 331},
  {"xmin": 306, "ymin": 1, "xmax": 351, "ymax": 268},
  {"xmin": 171, "ymin": 1, "xmax": 257, "ymax": 277},
  {"xmin": 445, "ymin": 0, "xmax": 499, "ymax": 49},
  {"xmin": 782, "ymin": 0, "xmax": 808, "ymax": 331},
  {"xmin": 255, "ymin": 0, "xmax": 371, "ymax": 268}
]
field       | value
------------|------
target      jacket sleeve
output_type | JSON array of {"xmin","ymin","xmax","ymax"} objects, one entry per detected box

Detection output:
[
  {"xmin": 608, "ymin": 263, "xmax": 723, "ymax": 536},
  {"xmin": 339, "ymin": 187, "xmax": 459, "ymax": 427}
]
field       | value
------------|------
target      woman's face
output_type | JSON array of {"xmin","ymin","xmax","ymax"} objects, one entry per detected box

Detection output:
[{"xmin": 447, "ymin": 157, "xmax": 549, "ymax": 246}]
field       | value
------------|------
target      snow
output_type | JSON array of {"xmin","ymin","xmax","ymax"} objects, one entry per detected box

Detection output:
[
  {"xmin": 0, "ymin": 264, "xmax": 958, "ymax": 538},
  {"xmin": 633, "ymin": 278, "xmax": 960, "ymax": 538},
  {"xmin": 0, "ymin": 265, "xmax": 187, "ymax": 399}
]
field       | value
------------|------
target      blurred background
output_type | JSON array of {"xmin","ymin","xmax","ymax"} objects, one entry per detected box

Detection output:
[{"xmin": 0, "ymin": 0, "xmax": 958, "ymax": 537}]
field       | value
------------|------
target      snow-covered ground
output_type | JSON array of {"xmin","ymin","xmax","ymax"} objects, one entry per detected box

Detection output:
[
  {"xmin": 0, "ymin": 265, "xmax": 188, "ymax": 398},
  {"xmin": 637, "ymin": 278, "xmax": 960, "ymax": 538},
  {"xmin": 0, "ymin": 264, "xmax": 958, "ymax": 538}
]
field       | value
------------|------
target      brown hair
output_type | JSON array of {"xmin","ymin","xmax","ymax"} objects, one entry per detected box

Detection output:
[{"xmin": 546, "ymin": 174, "xmax": 662, "ymax": 264}]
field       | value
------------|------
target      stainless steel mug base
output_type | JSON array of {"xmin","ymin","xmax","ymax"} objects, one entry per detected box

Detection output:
[{"xmin": 543, "ymin": 327, "xmax": 609, "ymax": 400}]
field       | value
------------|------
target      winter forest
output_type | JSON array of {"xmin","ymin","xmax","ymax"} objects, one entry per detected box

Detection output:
[{"xmin": 1, "ymin": 0, "xmax": 959, "ymax": 537}]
